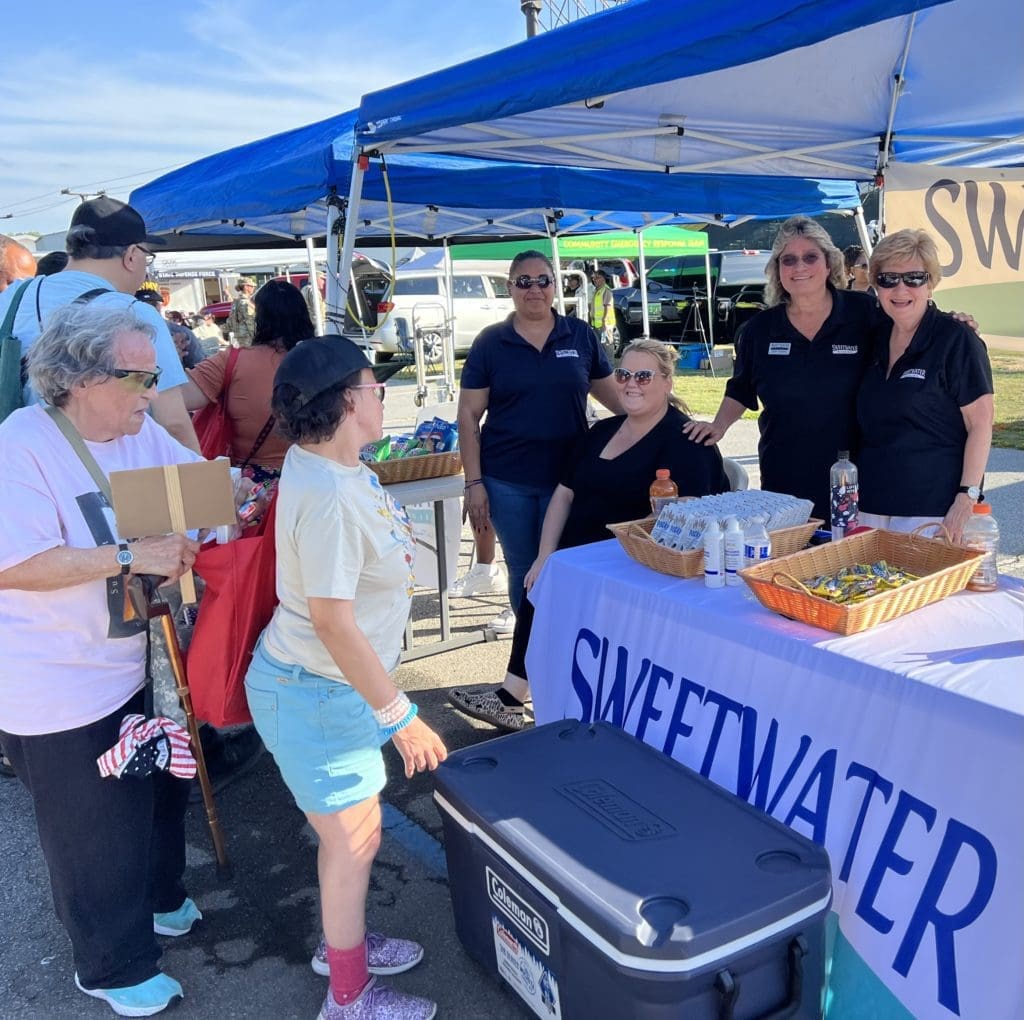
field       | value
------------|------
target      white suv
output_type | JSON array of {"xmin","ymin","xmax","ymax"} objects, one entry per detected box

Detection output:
[{"xmin": 353, "ymin": 265, "xmax": 514, "ymax": 361}]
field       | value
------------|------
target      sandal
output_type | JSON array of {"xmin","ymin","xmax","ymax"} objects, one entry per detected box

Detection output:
[{"xmin": 449, "ymin": 687, "xmax": 531, "ymax": 732}]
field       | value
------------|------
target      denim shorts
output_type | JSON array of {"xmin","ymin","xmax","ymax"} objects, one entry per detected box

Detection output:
[{"xmin": 244, "ymin": 640, "xmax": 387, "ymax": 815}]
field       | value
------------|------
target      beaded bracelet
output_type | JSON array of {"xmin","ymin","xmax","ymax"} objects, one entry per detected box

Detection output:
[
  {"xmin": 380, "ymin": 702, "xmax": 418, "ymax": 739},
  {"xmin": 464, "ymin": 479, "xmax": 483, "ymax": 489},
  {"xmin": 373, "ymin": 691, "xmax": 411, "ymax": 728}
]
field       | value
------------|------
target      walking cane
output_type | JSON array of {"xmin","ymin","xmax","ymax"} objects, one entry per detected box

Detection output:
[{"xmin": 149, "ymin": 601, "xmax": 232, "ymax": 878}]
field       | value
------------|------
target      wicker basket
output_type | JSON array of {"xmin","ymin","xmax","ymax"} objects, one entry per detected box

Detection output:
[
  {"xmin": 607, "ymin": 516, "xmax": 822, "ymax": 579},
  {"xmin": 738, "ymin": 527, "xmax": 983, "ymax": 635},
  {"xmin": 366, "ymin": 451, "xmax": 462, "ymax": 484}
]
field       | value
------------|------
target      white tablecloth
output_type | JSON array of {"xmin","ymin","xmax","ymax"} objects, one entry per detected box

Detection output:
[{"xmin": 526, "ymin": 540, "xmax": 1024, "ymax": 1020}]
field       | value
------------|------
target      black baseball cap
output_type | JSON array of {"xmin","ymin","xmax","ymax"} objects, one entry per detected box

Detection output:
[
  {"xmin": 273, "ymin": 335, "xmax": 373, "ymax": 411},
  {"xmin": 68, "ymin": 197, "xmax": 166, "ymax": 247}
]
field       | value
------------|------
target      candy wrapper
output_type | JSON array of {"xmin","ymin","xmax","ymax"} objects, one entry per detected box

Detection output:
[{"xmin": 803, "ymin": 560, "xmax": 919, "ymax": 604}]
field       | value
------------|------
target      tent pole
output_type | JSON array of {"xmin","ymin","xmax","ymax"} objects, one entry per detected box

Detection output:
[
  {"xmin": 442, "ymin": 237, "xmax": 456, "ymax": 399},
  {"xmin": 325, "ymin": 203, "xmax": 341, "ymax": 330},
  {"xmin": 705, "ymin": 249, "xmax": 715, "ymax": 348},
  {"xmin": 854, "ymin": 205, "xmax": 873, "ymax": 257},
  {"xmin": 547, "ymin": 216, "xmax": 565, "ymax": 316},
  {"xmin": 305, "ymin": 237, "xmax": 325, "ymax": 335},
  {"xmin": 637, "ymin": 227, "xmax": 650, "ymax": 338},
  {"xmin": 337, "ymin": 157, "xmax": 366, "ymax": 309}
]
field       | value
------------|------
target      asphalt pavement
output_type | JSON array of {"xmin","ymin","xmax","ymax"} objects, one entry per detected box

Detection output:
[{"xmin": 2, "ymin": 372, "xmax": 1020, "ymax": 1019}]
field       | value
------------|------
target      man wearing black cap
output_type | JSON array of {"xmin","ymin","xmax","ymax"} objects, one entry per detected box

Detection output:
[{"xmin": 0, "ymin": 198, "xmax": 199, "ymax": 451}]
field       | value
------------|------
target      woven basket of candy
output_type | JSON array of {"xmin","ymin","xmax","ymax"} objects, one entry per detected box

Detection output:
[
  {"xmin": 738, "ymin": 526, "xmax": 983, "ymax": 635},
  {"xmin": 607, "ymin": 517, "xmax": 821, "ymax": 579},
  {"xmin": 366, "ymin": 451, "xmax": 463, "ymax": 484}
]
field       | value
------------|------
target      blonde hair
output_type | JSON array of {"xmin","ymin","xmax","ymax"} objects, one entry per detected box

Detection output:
[
  {"xmin": 764, "ymin": 216, "xmax": 847, "ymax": 306},
  {"xmin": 869, "ymin": 229, "xmax": 941, "ymax": 288},
  {"xmin": 619, "ymin": 338, "xmax": 690, "ymax": 414}
]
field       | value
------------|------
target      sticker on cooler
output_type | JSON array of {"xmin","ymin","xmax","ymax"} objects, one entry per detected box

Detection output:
[
  {"xmin": 492, "ymin": 915, "xmax": 562, "ymax": 1019},
  {"xmin": 486, "ymin": 865, "xmax": 550, "ymax": 954}
]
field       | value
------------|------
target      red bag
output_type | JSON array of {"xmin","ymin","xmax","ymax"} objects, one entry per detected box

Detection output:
[
  {"xmin": 186, "ymin": 494, "xmax": 278, "ymax": 726},
  {"xmin": 192, "ymin": 347, "xmax": 240, "ymax": 460}
]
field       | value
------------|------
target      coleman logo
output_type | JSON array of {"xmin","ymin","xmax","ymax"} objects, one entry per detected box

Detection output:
[
  {"xmin": 555, "ymin": 348, "xmax": 579, "ymax": 358},
  {"xmin": 900, "ymin": 368, "xmax": 926, "ymax": 380},
  {"xmin": 832, "ymin": 344, "xmax": 858, "ymax": 355},
  {"xmin": 768, "ymin": 342, "xmax": 791, "ymax": 355},
  {"xmin": 486, "ymin": 867, "xmax": 550, "ymax": 955}
]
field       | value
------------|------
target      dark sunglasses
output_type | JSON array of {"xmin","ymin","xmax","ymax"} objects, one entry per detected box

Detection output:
[
  {"xmin": 350, "ymin": 382, "xmax": 387, "ymax": 403},
  {"xmin": 779, "ymin": 252, "xmax": 822, "ymax": 268},
  {"xmin": 510, "ymin": 274, "xmax": 554, "ymax": 290},
  {"xmin": 613, "ymin": 368, "xmax": 663, "ymax": 386},
  {"xmin": 875, "ymin": 271, "xmax": 930, "ymax": 289},
  {"xmin": 110, "ymin": 367, "xmax": 162, "ymax": 392}
]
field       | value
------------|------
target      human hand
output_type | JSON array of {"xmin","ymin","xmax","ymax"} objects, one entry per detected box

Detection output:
[
  {"xmin": 391, "ymin": 716, "xmax": 448, "ymax": 778},
  {"xmin": 942, "ymin": 494, "xmax": 975, "ymax": 544},
  {"xmin": 129, "ymin": 534, "xmax": 201, "ymax": 582},
  {"xmin": 949, "ymin": 309, "xmax": 980, "ymax": 334},
  {"xmin": 464, "ymin": 484, "xmax": 491, "ymax": 535},
  {"xmin": 682, "ymin": 419, "xmax": 727, "ymax": 445},
  {"xmin": 524, "ymin": 554, "xmax": 548, "ymax": 593}
]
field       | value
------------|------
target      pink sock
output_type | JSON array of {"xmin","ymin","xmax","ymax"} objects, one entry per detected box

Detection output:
[{"xmin": 327, "ymin": 940, "xmax": 369, "ymax": 1005}]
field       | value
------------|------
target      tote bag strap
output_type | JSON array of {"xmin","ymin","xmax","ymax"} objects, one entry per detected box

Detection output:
[{"xmin": 44, "ymin": 404, "xmax": 112, "ymax": 501}]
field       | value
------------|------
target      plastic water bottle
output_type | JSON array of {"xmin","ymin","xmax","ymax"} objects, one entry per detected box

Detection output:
[
  {"xmin": 703, "ymin": 519, "xmax": 725, "ymax": 589},
  {"xmin": 743, "ymin": 516, "xmax": 772, "ymax": 569},
  {"xmin": 724, "ymin": 516, "xmax": 744, "ymax": 586},
  {"xmin": 962, "ymin": 502, "xmax": 999, "ymax": 592},
  {"xmin": 830, "ymin": 451, "xmax": 859, "ymax": 540},
  {"xmin": 649, "ymin": 468, "xmax": 678, "ymax": 516}
]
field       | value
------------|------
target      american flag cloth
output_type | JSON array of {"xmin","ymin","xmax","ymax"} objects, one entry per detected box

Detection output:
[{"xmin": 97, "ymin": 714, "xmax": 197, "ymax": 780}]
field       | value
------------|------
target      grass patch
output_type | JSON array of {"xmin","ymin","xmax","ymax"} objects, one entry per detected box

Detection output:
[{"xmin": 991, "ymin": 354, "xmax": 1024, "ymax": 451}]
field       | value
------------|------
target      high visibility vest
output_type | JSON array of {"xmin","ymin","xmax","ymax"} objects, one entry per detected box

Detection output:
[{"xmin": 591, "ymin": 285, "xmax": 613, "ymax": 331}]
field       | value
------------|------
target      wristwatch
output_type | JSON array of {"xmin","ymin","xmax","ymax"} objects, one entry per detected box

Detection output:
[
  {"xmin": 116, "ymin": 542, "xmax": 134, "ymax": 575},
  {"xmin": 957, "ymin": 485, "xmax": 981, "ymax": 500}
]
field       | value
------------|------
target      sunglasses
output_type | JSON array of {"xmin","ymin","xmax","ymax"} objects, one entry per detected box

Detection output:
[
  {"xmin": 110, "ymin": 367, "xmax": 162, "ymax": 392},
  {"xmin": 351, "ymin": 382, "xmax": 387, "ymax": 403},
  {"xmin": 613, "ymin": 368, "xmax": 664, "ymax": 386},
  {"xmin": 852, "ymin": 262, "xmax": 869, "ymax": 270},
  {"xmin": 875, "ymin": 271, "xmax": 930, "ymax": 289},
  {"xmin": 779, "ymin": 252, "xmax": 822, "ymax": 268},
  {"xmin": 136, "ymin": 246, "xmax": 157, "ymax": 266},
  {"xmin": 510, "ymin": 274, "xmax": 554, "ymax": 290}
]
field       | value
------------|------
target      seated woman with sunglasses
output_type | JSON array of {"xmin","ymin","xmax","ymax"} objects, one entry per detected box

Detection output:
[
  {"xmin": 246, "ymin": 337, "xmax": 445, "ymax": 1020},
  {"xmin": 685, "ymin": 216, "xmax": 877, "ymax": 521},
  {"xmin": 0, "ymin": 304, "xmax": 205, "ymax": 1017},
  {"xmin": 856, "ymin": 229, "xmax": 993, "ymax": 543},
  {"xmin": 451, "ymin": 339, "xmax": 728, "ymax": 731},
  {"xmin": 458, "ymin": 249, "xmax": 621, "ymax": 638}
]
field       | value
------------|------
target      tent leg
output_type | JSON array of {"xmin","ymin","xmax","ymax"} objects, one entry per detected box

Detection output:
[
  {"xmin": 638, "ymin": 227, "xmax": 650, "ymax": 339},
  {"xmin": 337, "ymin": 158, "xmax": 365, "ymax": 310},
  {"xmin": 305, "ymin": 237, "xmax": 324, "ymax": 335}
]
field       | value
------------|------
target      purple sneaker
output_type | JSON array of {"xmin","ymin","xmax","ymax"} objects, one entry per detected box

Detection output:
[
  {"xmin": 312, "ymin": 933, "xmax": 425, "ymax": 977},
  {"xmin": 317, "ymin": 977, "xmax": 436, "ymax": 1020}
]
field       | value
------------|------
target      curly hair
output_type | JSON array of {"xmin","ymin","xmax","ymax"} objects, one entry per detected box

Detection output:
[
  {"xmin": 28, "ymin": 304, "xmax": 155, "ymax": 407},
  {"xmin": 618, "ymin": 338, "xmax": 690, "ymax": 414},
  {"xmin": 272, "ymin": 370, "xmax": 361, "ymax": 444},
  {"xmin": 764, "ymin": 216, "xmax": 847, "ymax": 306}
]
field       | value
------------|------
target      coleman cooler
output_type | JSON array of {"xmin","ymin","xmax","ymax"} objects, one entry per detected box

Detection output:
[{"xmin": 434, "ymin": 721, "xmax": 831, "ymax": 1020}]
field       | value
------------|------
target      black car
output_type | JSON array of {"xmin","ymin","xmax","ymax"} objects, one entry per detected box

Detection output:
[{"xmin": 614, "ymin": 249, "xmax": 770, "ymax": 345}]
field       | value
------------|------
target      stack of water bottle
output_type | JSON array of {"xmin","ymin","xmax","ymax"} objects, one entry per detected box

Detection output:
[{"xmin": 648, "ymin": 491, "xmax": 814, "ymax": 590}]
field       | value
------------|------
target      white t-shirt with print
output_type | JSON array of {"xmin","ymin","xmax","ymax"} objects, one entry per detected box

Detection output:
[
  {"xmin": 0, "ymin": 406, "xmax": 201, "ymax": 736},
  {"xmin": 263, "ymin": 445, "xmax": 416, "ymax": 682}
]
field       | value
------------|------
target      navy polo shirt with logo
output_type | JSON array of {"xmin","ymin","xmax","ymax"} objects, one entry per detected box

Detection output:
[
  {"xmin": 460, "ymin": 312, "xmax": 612, "ymax": 488},
  {"xmin": 725, "ymin": 287, "xmax": 876, "ymax": 519},
  {"xmin": 857, "ymin": 305, "xmax": 993, "ymax": 518}
]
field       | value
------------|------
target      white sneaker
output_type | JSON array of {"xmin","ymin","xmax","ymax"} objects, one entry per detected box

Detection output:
[
  {"xmin": 488, "ymin": 608, "xmax": 516, "ymax": 636},
  {"xmin": 449, "ymin": 563, "xmax": 506, "ymax": 598}
]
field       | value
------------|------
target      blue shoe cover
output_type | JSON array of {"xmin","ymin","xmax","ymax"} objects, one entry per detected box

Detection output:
[
  {"xmin": 153, "ymin": 897, "xmax": 203, "ymax": 936},
  {"xmin": 75, "ymin": 971, "xmax": 183, "ymax": 1017}
]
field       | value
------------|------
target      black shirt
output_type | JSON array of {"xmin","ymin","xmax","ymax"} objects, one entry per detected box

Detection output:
[
  {"xmin": 558, "ymin": 405, "xmax": 729, "ymax": 549},
  {"xmin": 857, "ymin": 304, "xmax": 993, "ymax": 517},
  {"xmin": 725, "ymin": 287, "xmax": 876, "ymax": 519},
  {"xmin": 460, "ymin": 312, "xmax": 612, "ymax": 489}
]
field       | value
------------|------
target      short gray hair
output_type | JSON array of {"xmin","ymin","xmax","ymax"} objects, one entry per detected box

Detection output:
[
  {"xmin": 28, "ymin": 303, "xmax": 156, "ymax": 407},
  {"xmin": 764, "ymin": 216, "xmax": 847, "ymax": 307}
]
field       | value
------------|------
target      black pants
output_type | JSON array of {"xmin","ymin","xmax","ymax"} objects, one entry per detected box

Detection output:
[
  {"xmin": 0, "ymin": 690, "xmax": 190, "ymax": 989},
  {"xmin": 507, "ymin": 588, "xmax": 536, "ymax": 683}
]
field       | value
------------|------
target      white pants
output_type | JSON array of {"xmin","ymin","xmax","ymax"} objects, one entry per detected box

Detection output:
[{"xmin": 858, "ymin": 511, "xmax": 944, "ymax": 536}]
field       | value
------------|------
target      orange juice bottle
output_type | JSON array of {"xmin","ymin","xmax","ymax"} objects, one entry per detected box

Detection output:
[{"xmin": 649, "ymin": 469, "xmax": 678, "ymax": 516}]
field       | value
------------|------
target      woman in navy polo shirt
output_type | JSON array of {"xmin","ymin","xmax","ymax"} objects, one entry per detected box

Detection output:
[
  {"xmin": 685, "ymin": 217, "xmax": 876, "ymax": 520},
  {"xmin": 457, "ymin": 250, "xmax": 620, "ymax": 624},
  {"xmin": 856, "ymin": 229, "xmax": 993, "ymax": 542}
]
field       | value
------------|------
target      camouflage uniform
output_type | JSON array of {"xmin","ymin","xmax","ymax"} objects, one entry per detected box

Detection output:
[{"xmin": 226, "ymin": 279, "xmax": 256, "ymax": 346}]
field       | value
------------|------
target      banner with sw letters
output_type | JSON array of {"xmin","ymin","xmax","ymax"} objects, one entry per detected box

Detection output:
[{"xmin": 526, "ymin": 541, "xmax": 1024, "ymax": 1019}]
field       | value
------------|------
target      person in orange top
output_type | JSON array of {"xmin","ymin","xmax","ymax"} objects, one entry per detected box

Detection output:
[{"xmin": 183, "ymin": 280, "xmax": 314, "ymax": 487}]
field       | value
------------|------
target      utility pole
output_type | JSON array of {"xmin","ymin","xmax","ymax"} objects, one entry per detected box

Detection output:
[{"xmin": 520, "ymin": 0, "xmax": 542, "ymax": 37}]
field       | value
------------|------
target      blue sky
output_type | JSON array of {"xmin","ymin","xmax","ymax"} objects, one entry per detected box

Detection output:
[{"xmin": 0, "ymin": 0, "xmax": 528, "ymax": 236}]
